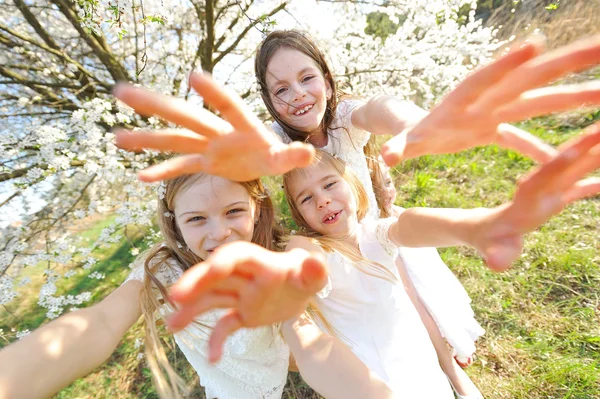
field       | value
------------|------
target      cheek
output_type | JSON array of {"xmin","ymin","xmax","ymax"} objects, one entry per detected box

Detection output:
[
  {"xmin": 179, "ymin": 225, "xmax": 203, "ymax": 247},
  {"xmin": 233, "ymin": 217, "xmax": 255, "ymax": 241},
  {"xmin": 387, "ymin": 187, "xmax": 396, "ymax": 199}
]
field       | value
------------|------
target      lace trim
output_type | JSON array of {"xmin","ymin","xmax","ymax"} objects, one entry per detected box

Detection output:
[{"xmin": 375, "ymin": 217, "xmax": 398, "ymax": 258}]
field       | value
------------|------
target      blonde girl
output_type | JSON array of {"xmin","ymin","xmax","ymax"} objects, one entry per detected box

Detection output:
[{"xmin": 0, "ymin": 173, "xmax": 394, "ymax": 399}]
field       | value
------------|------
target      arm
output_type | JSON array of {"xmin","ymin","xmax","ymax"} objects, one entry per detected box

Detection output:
[
  {"xmin": 351, "ymin": 95, "xmax": 427, "ymax": 136},
  {"xmin": 388, "ymin": 207, "xmax": 485, "ymax": 249},
  {"xmin": 352, "ymin": 95, "xmax": 557, "ymax": 164},
  {"xmin": 388, "ymin": 122, "xmax": 600, "ymax": 271},
  {"xmin": 284, "ymin": 236, "xmax": 393, "ymax": 399},
  {"xmin": 0, "ymin": 280, "xmax": 142, "ymax": 399},
  {"xmin": 282, "ymin": 314, "xmax": 392, "ymax": 399}
]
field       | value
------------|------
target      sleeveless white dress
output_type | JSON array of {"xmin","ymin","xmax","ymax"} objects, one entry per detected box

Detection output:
[
  {"xmin": 272, "ymin": 99, "xmax": 484, "ymax": 360},
  {"xmin": 314, "ymin": 218, "xmax": 455, "ymax": 397},
  {"xmin": 125, "ymin": 258, "xmax": 289, "ymax": 399}
]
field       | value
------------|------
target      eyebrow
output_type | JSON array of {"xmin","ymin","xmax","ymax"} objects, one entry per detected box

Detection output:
[
  {"xmin": 177, "ymin": 201, "xmax": 249, "ymax": 218},
  {"xmin": 270, "ymin": 67, "xmax": 318, "ymax": 88},
  {"xmin": 294, "ymin": 174, "xmax": 336, "ymax": 203}
]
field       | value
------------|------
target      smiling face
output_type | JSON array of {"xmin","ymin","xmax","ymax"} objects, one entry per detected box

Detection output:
[
  {"xmin": 287, "ymin": 161, "xmax": 358, "ymax": 237},
  {"xmin": 173, "ymin": 176, "xmax": 257, "ymax": 260},
  {"xmin": 265, "ymin": 47, "xmax": 332, "ymax": 135}
]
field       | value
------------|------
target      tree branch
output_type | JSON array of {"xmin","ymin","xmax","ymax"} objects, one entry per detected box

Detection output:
[
  {"xmin": 51, "ymin": 0, "xmax": 131, "ymax": 83},
  {"xmin": 213, "ymin": 1, "xmax": 288, "ymax": 65}
]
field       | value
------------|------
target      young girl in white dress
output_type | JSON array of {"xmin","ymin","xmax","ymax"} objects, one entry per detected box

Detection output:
[
  {"xmin": 0, "ymin": 173, "xmax": 394, "ymax": 399},
  {"xmin": 256, "ymin": 29, "xmax": 484, "ymax": 396}
]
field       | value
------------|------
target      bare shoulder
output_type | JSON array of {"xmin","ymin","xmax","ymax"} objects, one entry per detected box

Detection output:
[{"xmin": 286, "ymin": 235, "xmax": 324, "ymax": 255}]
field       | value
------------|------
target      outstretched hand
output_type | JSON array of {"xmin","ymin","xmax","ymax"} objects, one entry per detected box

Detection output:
[
  {"xmin": 165, "ymin": 241, "xmax": 328, "ymax": 363},
  {"xmin": 114, "ymin": 73, "xmax": 315, "ymax": 182},
  {"xmin": 381, "ymin": 35, "xmax": 600, "ymax": 166},
  {"xmin": 472, "ymin": 122, "xmax": 600, "ymax": 272}
]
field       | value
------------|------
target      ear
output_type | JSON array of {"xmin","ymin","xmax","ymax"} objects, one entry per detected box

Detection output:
[{"xmin": 325, "ymin": 78, "xmax": 332, "ymax": 100}]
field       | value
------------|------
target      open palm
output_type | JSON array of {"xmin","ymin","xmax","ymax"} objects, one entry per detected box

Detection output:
[
  {"xmin": 381, "ymin": 35, "xmax": 600, "ymax": 166},
  {"xmin": 472, "ymin": 122, "xmax": 600, "ymax": 272},
  {"xmin": 114, "ymin": 73, "xmax": 315, "ymax": 182}
]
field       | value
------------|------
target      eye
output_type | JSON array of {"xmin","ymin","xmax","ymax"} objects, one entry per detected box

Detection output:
[
  {"xmin": 324, "ymin": 181, "xmax": 337, "ymax": 189},
  {"xmin": 385, "ymin": 179, "xmax": 393, "ymax": 187},
  {"xmin": 226, "ymin": 208, "xmax": 245, "ymax": 215},
  {"xmin": 301, "ymin": 195, "xmax": 312, "ymax": 204},
  {"xmin": 187, "ymin": 216, "xmax": 205, "ymax": 223},
  {"xmin": 302, "ymin": 75, "xmax": 315, "ymax": 83},
  {"xmin": 275, "ymin": 87, "xmax": 287, "ymax": 96}
]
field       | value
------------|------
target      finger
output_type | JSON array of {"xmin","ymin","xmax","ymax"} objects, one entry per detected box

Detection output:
[
  {"xmin": 208, "ymin": 311, "xmax": 243, "ymax": 363},
  {"xmin": 380, "ymin": 132, "xmax": 410, "ymax": 166},
  {"xmin": 496, "ymin": 123, "xmax": 557, "ymax": 163},
  {"xmin": 213, "ymin": 275, "xmax": 252, "ymax": 295},
  {"xmin": 295, "ymin": 254, "xmax": 328, "ymax": 294},
  {"xmin": 518, "ymin": 126, "xmax": 600, "ymax": 198},
  {"xmin": 270, "ymin": 142, "xmax": 316, "ymax": 174},
  {"xmin": 115, "ymin": 129, "xmax": 209, "ymax": 153},
  {"xmin": 564, "ymin": 177, "xmax": 600, "ymax": 202},
  {"xmin": 544, "ymin": 124, "xmax": 600, "ymax": 194},
  {"xmin": 113, "ymin": 83, "xmax": 232, "ymax": 138},
  {"xmin": 494, "ymin": 81, "xmax": 600, "ymax": 122},
  {"xmin": 190, "ymin": 72, "xmax": 263, "ymax": 133},
  {"xmin": 166, "ymin": 293, "xmax": 238, "ymax": 332},
  {"xmin": 474, "ymin": 34, "xmax": 600, "ymax": 112},
  {"xmin": 137, "ymin": 154, "xmax": 210, "ymax": 182},
  {"xmin": 444, "ymin": 38, "xmax": 544, "ymax": 108},
  {"xmin": 552, "ymin": 143, "xmax": 600, "ymax": 197},
  {"xmin": 170, "ymin": 259, "xmax": 233, "ymax": 303}
]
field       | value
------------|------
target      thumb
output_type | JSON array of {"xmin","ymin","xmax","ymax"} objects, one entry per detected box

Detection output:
[
  {"xmin": 380, "ymin": 133, "xmax": 409, "ymax": 166},
  {"xmin": 297, "ymin": 254, "xmax": 328, "ymax": 294},
  {"xmin": 276, "ymin": 142, "xmax": 315, "ymax": 172},
  {"xmin": 482, "ymin": 236, "xmax": 523, "ymax": 272}
]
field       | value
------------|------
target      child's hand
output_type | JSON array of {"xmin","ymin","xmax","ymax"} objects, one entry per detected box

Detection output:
[
  {"xmin": 165, "ymin": 241, "xmax": 328, "ymax": 363},
  {"xmin": 381, "ymin": 35, "xmax": 600, "ymax": 166},
  {"xmin": 113, "ymin": 73, "xmax": 315, "ymax": 182},
  {"xmin": 471, "ymin": 122, "xmax": 600, "ymax": 271}
]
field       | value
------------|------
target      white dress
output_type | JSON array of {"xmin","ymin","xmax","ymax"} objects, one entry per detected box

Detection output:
[
  {"xmin": 125, "ymin": 258, "xmax": 289, "ymax": 399},
  {"xmin": 273, "ymin": 99, "xmax": 484, "ymax": 359},
  {"xmin": 314, "ymin": 218, "xmax": 454, "ymax": 397}
]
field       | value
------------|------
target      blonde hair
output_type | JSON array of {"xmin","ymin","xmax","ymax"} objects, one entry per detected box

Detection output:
[{"xmin": 137, "ymin": 174, "xmax": 280, "ymax": 398}]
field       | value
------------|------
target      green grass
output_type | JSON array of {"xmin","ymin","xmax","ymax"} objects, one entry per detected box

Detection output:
[{"xmin": 1, "ymin": 118, "xmax": 599, "ymax": 398}]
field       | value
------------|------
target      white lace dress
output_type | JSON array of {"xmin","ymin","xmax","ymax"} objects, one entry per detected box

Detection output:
[
  {"xmin": 125, "ymin": 259, "xmax": 290, "ymax": 399},
  {"xmin": 314, "ymin": 218, "xmax": 455, "ymax": 397},
  {"xmin": 273, "ymin": 99, "xmax": 484, "ymax": 360}
]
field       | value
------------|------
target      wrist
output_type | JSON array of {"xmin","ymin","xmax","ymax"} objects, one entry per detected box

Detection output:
[{"xmin": 455, "ymin": 207, "xmax": 495, "ymax": 248}]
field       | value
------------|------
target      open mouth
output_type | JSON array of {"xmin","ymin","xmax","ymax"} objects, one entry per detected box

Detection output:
[
  {"xmin": 322, "ymin": 210, "xmax": 342, "ymax": 224},
  {"xmin": 293, "ymin": 104, "xmax": 314, "ymax": 116}
]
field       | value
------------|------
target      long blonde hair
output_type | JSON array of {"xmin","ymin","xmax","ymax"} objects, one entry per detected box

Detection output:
[{"xmin": 137, "ymin": 174, "xmax": 280, "ymax": 398}]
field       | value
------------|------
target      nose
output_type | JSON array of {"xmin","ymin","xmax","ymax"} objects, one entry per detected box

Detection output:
[
  {"xmin": 208, "ymin": 219, "xmax": 231, "ymax": 242},
  {"xmin": 316, "ymin": 194, "xmax": 331, "ymax": 210},
  {"xmin": 290, "ymin": 82, "xmax": 306, "ymax": 103}
]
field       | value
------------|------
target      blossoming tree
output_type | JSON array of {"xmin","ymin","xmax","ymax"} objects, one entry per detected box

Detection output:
[{"xmin": 0, "ymin": 0, "xmax": 499, "ymax": 336}]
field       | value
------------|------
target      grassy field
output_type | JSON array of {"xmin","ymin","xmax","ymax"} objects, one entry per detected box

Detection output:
[{"xmin": 1, "ymin": 115, "xmax": 598, "ymax": 398}]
